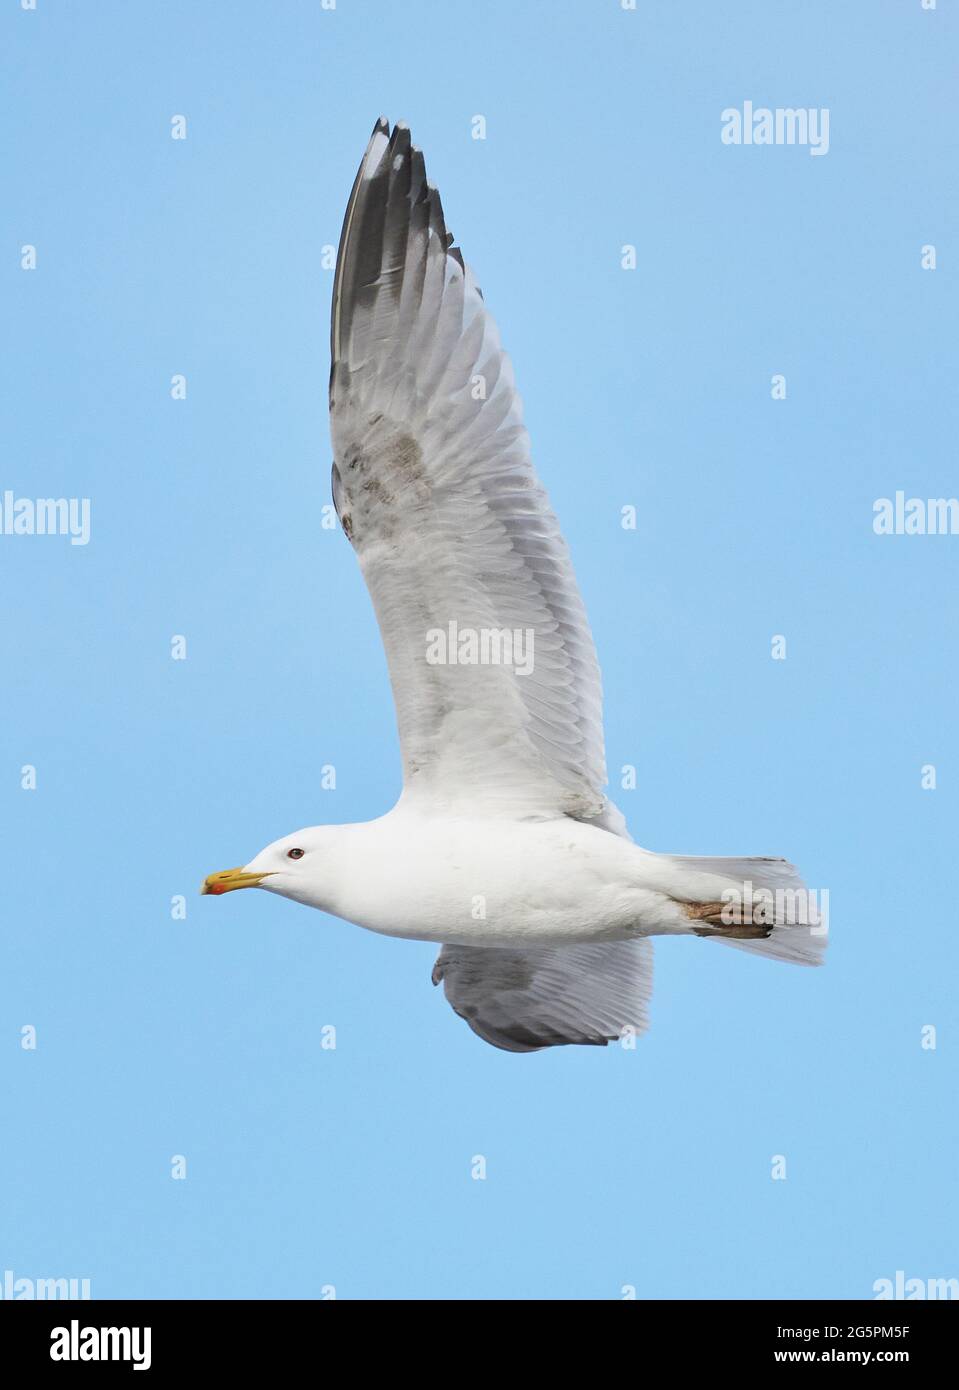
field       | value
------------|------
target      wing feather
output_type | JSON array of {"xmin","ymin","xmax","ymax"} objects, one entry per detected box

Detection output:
[
  {"xmin": 330, "ymin": 119, "xmax": 618, "ymax": 822},
  {"xmin": 432, "ymin": 940, "xmax": 654, "ymax": 1052}
]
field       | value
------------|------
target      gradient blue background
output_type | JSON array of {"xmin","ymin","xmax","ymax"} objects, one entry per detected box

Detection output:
[{"xmin": 2, "ymin": 0, "xmax": 956, "ymax": 1300}]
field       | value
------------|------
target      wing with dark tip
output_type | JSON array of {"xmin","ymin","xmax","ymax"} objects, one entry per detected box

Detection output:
[{"xmin": 329, "ymin": 118, "xmax": 622, "ymax": 825}]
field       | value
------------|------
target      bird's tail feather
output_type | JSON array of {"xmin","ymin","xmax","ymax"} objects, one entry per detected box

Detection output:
[{"xmin": 666, "ymin": 853, "xmax": 828, "ymax": 966}]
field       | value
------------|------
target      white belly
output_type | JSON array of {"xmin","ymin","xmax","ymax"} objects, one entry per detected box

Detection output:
[{"xmin": 319, "ymin": 811, "xmax": 679, "ymax": 947}]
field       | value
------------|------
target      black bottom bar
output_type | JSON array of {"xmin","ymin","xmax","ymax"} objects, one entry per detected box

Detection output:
[{"xmin": 2, "ymin": 1297, "xmax": 953, "ymax": 1374}]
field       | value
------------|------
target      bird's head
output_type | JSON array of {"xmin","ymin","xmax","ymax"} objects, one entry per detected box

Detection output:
[{"xmin": 201, "ymin": 826, "xmax": 340, "ymax": 908}]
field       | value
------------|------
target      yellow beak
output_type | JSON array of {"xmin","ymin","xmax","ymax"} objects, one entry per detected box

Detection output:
[{"xmin": 201, "ymin": 866, "xmax": 272, "ymax": 896}]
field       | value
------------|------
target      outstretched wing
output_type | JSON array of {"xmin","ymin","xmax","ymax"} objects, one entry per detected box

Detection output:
[
  {"xmin": 329, "ymin": 118, "xmax": 616, "ymax": 823},
  {"xmin": 432, "ymin": 940, "xmax": 654, "ymax": 1052}
]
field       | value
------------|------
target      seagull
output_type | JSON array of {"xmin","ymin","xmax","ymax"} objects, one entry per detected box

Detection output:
[{"xmin": 202, "ymin": 118, "xmax": 824, "ymax": 1052}]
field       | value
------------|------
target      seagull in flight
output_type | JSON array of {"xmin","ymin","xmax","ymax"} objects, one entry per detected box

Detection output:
[{"xmin": 202, "ymin": 118, "xmax": 824, "ymax": 1052}]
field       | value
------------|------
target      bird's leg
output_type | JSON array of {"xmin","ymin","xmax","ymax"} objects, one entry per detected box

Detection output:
[{"xmin": 681, "ymin": 900, "xmax": 773, "ymax": 941}]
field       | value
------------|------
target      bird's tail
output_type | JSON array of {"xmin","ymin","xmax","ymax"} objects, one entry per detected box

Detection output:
[{"xmin": 658, "ymin": 853, "xmax": 828, "ymax": 966}]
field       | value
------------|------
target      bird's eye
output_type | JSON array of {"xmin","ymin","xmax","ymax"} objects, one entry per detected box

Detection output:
[{"xmin": 287, "ymin": 848, "xmax": 304, "ymax": 860}]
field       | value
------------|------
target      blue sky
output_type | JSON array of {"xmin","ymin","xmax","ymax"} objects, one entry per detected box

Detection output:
[{"xmin": 2, "ymin": 0, "xmax": 956, "ymax": 1300}]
